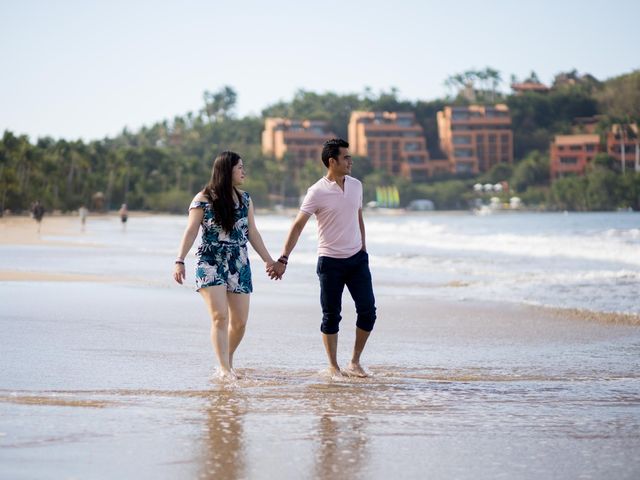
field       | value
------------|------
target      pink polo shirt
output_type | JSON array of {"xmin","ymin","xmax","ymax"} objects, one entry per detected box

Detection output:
[{"xmin": 300, "ymin": 175, "xmax": 363, "ymax": 258}]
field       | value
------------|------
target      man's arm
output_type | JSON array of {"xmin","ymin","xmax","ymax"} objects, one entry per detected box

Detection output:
[
  {"xmin": 358, "ymin": 208, "xmax": 367, "ymax": 252},
  {"xmin": 269, "ymin": 211, "xmax": 311, "ymax": 279},
  {"xmin": 283, "ymin": 211, "xmax": 311, "ymax": 257}
]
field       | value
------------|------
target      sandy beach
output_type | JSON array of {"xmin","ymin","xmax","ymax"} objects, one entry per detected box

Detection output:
[
  {"xmin": 1, "ymin": 213, "xmax": 639, "ymax": 479},
  {"xmin": 0, "ymin": 215, "xmax": 80, "ymax": 245}
]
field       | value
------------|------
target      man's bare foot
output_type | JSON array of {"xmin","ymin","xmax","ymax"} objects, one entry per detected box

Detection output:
[{"xmin": 345, "ymin": 362, "xmax": 369, "ymax": 378}]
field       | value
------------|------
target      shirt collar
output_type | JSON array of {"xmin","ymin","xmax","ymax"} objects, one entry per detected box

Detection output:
[{"xmin": 323, "ymin": 175, "xmax": 348, "ymax": 185}]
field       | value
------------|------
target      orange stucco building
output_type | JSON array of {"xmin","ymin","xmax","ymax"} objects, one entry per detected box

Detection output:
[
  {"xmin": 510, "ymin": 81, "xmax": 550, "ymax": 94},
  {"xmin": 437, "ymin": 105, "xmax": 514, "ymax": 175},
  {"xmin": 550, "ymin": 134, "xmax": 601, "ymax": 179},
  {"xmin": 348, "ymin": 111, "xmax": 437, "ymax": 181},
  {"xmin": 262, "ymin": 118, "xmax": 335, "ymax": 167}
]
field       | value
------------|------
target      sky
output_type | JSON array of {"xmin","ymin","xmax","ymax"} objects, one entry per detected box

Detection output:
[{"xmin": 1, "ymin": 0, "xmax": 639, "ymax": 142}]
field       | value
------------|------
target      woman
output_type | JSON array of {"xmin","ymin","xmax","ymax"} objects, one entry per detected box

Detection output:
[{"xmin": 173, "ymin": 151, "xmax": 277, "ymax": 379}]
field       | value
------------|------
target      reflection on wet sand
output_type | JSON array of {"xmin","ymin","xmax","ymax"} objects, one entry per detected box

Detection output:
[
  {"xmin": 313, "ymin": 395, "xmax": 369, "ymax": 480},
  {"xmin": 199, "ymin": 389, "xmax": 246, "ymax": 480},
  {"xmin": 0, "ymin": 393, "xmax": 111, "ymax": 408}
]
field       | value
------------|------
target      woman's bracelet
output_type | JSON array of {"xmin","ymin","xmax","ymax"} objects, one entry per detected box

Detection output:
[
  {"xmin": 277, "ymin": 256, "xmax": 288, "ymax": 266},
  {"xmin": 175, "ymin": 260, "xmax": 185, "ymax": 265}
]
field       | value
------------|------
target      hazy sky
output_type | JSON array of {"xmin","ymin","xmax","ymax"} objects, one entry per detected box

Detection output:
[{"xmin": 1, "ymin": 0, "xmax": 638, "ymax": 141}]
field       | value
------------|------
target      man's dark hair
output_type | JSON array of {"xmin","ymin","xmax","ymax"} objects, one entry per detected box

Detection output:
[{"xmin": 321, "ymin": 138, "xmax": 349, "ymax": 167}]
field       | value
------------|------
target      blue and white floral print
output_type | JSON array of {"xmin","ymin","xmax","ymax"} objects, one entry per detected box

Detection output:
[{"xmin": 189, "ymin": 191, "xmax": 253, "ymax": 293}]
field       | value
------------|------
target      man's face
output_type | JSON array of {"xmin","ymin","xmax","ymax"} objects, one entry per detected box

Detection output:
[{"xmin": 331, "ymin": 147, "xmax": 353, "ymax": 175}]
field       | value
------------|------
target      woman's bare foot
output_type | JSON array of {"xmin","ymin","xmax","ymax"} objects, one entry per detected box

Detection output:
[
  {"xmin": 216, "ymin": 368, "xmax": 238, "ymax": 381},
  {"xmin": 327, "ymin": 366, "xmax": 347, "ymax": 378},
  {"xmin": 344, "ymin": 362, "xmax": 369, "ymax": 378}
]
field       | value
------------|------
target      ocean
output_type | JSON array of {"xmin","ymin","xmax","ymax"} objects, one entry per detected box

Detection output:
[
  {"xmin": 10, "ymin": 210, "xmax": 636, "ymax": 315},
  {"xmin": 1, "ymin": 210, "xmax": 639, "ymax": 479}
]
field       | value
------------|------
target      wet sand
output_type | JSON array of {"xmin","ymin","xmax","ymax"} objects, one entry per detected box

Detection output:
[
  {"xmin": 0, "ymin": 213, "xmax": 150, "ymax": 247},
  {"xmin": 0, "ymin": 215, "xmax": 79, "ymax": 245},
  {"xmin": 1, "ymin": 215, "xmax": 640, "ymax": 479}
]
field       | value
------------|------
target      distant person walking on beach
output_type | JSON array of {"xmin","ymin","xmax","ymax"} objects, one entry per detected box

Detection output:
[
  {"xmin": 79, "ymin": 205, "xmax": 89, "ymax": 231},
  {"xmin": 268, "ymin": 138, "xmax": 377, "ymax": 378},
  {"xmin": 31, "ymin": 200, "xmax": 45, "ymax": 233},
  {"xmin": 173, "ymin": 151, "xmax": 278, "ymax": 379},
  {"xmin": 119, "ymin": 204, "xmax": 128, "ymax": 229}
]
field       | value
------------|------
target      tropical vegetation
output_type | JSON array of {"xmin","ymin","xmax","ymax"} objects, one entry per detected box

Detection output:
[{"xmin": 1, "ymin": 69, "xmax": 638, "ymax": 214}]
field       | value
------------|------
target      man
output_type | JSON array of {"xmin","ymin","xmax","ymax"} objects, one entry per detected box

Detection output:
[{"xmin": 268, "ymin": 138, "xmax": 377, "ymax": 377}]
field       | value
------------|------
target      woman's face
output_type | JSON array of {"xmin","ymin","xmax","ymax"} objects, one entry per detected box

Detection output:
[{"xmin": 232, "ymin": 159, "xmax": 245, "ymax": 186}]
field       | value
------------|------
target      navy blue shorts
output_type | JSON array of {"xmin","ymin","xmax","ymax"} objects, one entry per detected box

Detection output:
[{"xmin": 316, "ymin": 250, "xmax": 376, "ymax": 335}]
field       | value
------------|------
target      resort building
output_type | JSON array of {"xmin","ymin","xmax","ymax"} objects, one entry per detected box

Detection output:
[
  {"xmin": 262, "ymin": 118, "xmax": 335, "ymax": 167},
  {"xmin": 606, "ymin": 124, "xmax": 639, "ymax": 173},
  {"xmin": 437, "ymin": 104, "xmax": 514, "ymax": 174},
  {"xmin": 348, "ymin": 111, "xmax": 435, "ymax": 181},
  {"xmin": 510, "ymin": 81, "xmax": 550, "ymax": 94},
  {"xmin": 549, "ymin": 134, "xmax": 601, "ymax": 179}
]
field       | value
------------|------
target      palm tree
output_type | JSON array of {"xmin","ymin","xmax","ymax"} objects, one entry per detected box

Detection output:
[
  {"xmin": 443, "ymin": 77, "xmax": 455, "ymax": 97},
  {"xmin": 621, "ymin": 119, "xmax": 639, "ymax": 173},
  {"xmin": 525, "ymin": 71, "xmax": 540, "ymax": 83},
  {"xmin": 462, "ymin": 70, "xmax": 478, "ymax": 101},
  {"xmin": 635, "ymin": 122, "xmax": 640, "ymax": 173},
  {"xmin": 476, "ymin": 70, "xmax": 488, "ymax": 101},
  {"xmin": 599, "ymin": 116, "xmax": 639, "ymax": 174},
  {"xmin": 203, "ymin": 86, "xmax": 238, "ymax": 123},
  {"xmin": 485, "ymin": 67, "xmax": 502, "ymax": 102}
]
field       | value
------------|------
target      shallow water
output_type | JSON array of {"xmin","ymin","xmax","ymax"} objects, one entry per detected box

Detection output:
[
  {"xmin": 1, "ymin": 212, "xmax": 640, "ymax": 478},
  {"xmin": 1, "ymin": 279, "xmax": 640, "ymax": 479},
  {"xmin": 3, "ymin": 371, "xmax": 639, "ymax": 479},
  {"xmin": 4, "ymin": 211, "xmax": 638, "ymax": 314}
]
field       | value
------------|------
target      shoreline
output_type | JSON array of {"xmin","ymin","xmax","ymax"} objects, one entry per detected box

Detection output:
[
  {"xmin": 0, "ymin": 270, "xmax": 121, "ymax": 283},
  {"xmin": 2, "ymin": 212, "xmax": 638, "ymax": 326},
  {"xmin": 0, "ymin": 213, "xmax": 149, "ymax": 245},
  {"xmin": 535, "ymin": 304, "xmax": 640, "ymax": 327},
  {"xmin": 4, "ymin": 208, "xmax": 636, "ymax": 220}
]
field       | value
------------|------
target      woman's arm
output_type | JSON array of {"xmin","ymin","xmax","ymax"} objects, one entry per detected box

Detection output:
[
  {"xmin": 247, "ymin": 198, "xmax": 275, "ymax": 265},
  {"xmin": 173, "ymin": 207, "xmax": 204, "ymax": 284}
]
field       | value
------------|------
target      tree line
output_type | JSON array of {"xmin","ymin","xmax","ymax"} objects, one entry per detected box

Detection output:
[{"xmin": 1, "ymin": 69, "xmax": 638, "ymax": 214}]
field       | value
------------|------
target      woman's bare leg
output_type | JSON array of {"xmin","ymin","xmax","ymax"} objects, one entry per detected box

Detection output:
[
  {"xmin": 199, "ymin": 286, "xmax": 234, "ymax": 377},
  {"xmin": 227, "ymin": 292, "xmax": 250, "ymax": 371}
]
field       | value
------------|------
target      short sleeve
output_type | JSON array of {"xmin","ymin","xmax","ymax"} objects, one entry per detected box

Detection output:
[
  {"xmin": 189, "ymin": 194, "xmax": 209, "ymax": 212},
  {"xmin": 299, "ymin": 187, "xmax": 318, "ymax": 215}
]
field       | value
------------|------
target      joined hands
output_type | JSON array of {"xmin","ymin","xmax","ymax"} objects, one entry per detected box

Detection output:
[{"xmin": 266, "ymin": 260, "xmax": 286, "ymax": 280}]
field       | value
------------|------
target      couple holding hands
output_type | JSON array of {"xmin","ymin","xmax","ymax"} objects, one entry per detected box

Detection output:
[{"xmin": 174, "ymin": 139, "xmax": 376, "ymax": 380}]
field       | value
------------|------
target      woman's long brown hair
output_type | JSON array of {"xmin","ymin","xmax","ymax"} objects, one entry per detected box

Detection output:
[{"xmin": 202, "ymin": 151, "xmax": 243, "ymax": 233}]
